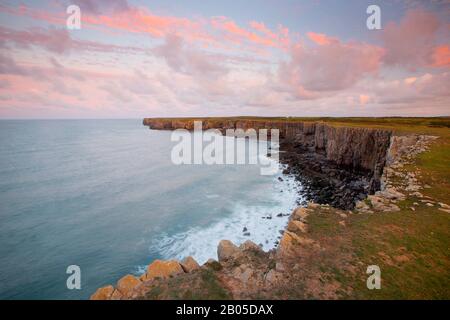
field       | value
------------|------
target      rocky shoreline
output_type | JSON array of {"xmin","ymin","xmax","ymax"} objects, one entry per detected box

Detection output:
[
  {"xmin": 90, "ymin": 119, "xmax": 445, "ymax": 300},
  {"xmin": 279, "ymin": 140, "xmax": 376, "ymax": 210}
]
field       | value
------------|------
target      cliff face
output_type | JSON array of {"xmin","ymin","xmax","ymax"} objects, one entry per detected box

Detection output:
[{"xmin": 143, "ymin": 118, "xmax": 392, "ymax": 183}]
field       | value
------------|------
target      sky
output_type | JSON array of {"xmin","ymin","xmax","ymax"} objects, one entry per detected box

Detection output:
[{"xmin": 0, "ymin": 0, "xmax": 449, "ymax": 119}]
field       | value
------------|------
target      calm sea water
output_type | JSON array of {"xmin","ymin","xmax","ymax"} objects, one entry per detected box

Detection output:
[{"xmin": 0, "ymin": 119, "xmax": 302, "ymax": 299}]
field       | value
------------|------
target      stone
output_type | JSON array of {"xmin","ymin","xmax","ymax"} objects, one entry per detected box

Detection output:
[
  {"xmin": 439, "ymin": 202, "xmax": 450, "ymax": 209},
  {"xmin": 377, "ymin": 187, "xmax": 406, "ymax": 201},
  {"xmin": 292, "ymin": 207, "xmax": 309, "ymax": 221},
  {"xmin": 287, "ymin": 220, "xmax": 307, "ymax": 233},
  {"xmin": 278, "ymin": 231, "xmax": 314, "ymax": 257},
  {"xmin": 142, "ymin": 260, "xmax": 184, "ymax": 281},
  {"xmin": 368, "ymin": 195, "xmax": 400, "ymax": 212},
  {"xmin": 180, "ymin": 256, "xmax": 200, "ymax": 273},
  {"xmin": 438, "ymin": 208, "xmax": 450, "ymax": 214},
  {"xmin": 90, "ymin": 285, "xmax": 114, "ymax": 300},
  {"xmin": 355, "ymin": 200, "xmax": 370, "ymax": 211},
  {"xmin": 233, "ymin": 266, "xmax": 253, "ymax": 285},
  {"xmin": 275, "ymin": 262, "xmax": 285, "ymax": 272},
  {"xmin": 239, "ymin": 240, "xmax": 262, "ymax": 252},
  {"xmin": 405, "ymin": 184, "xmax": 421, "ymax": 192},
  {"xmin": 217, "ymin": 240, "xmax": 241, "ymax": 262},
  {"xmin": 265, "ymin": 269, "xmax": 282, "ymax": 284},
  {"xmin": 116, "ymin": 274, "xmax": 141, "ymax": 296},
  {"xmin": 110, "ymin": 289, "xmax": 123, "ymax": 300},
  {"xmin": 307, "ymin": 202, "xmax": 320, "ymax": 209}
]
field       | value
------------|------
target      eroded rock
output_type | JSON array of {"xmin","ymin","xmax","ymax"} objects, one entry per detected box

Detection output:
[
  {"xmin": 90, "ymin": 285, "xmax": 114, "ymax": 300},
  {"xmin": 287, "ymin": 220, "xmax": 307, "ymax": 233},
  {"xmin": 142, "ymin": 260, "xmax": 184, "ymax": 281},
  {"xmin": 180, "ymin": 256, "xmax": 200, "ymax": 273},
  {"xmin": 218, "ymin": 240, "xmax": 241, "ymax": 262},
  {"xmin": 116, "ymin": 274, "xmax": 141, "ymax": 297}
]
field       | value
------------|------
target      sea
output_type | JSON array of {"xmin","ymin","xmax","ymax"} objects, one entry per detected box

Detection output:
[{"xmin": 0, "ymin": 119, "xmax": 303, "ymax": 299}]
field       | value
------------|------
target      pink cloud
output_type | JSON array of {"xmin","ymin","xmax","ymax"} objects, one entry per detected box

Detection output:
[
  {"xmin": 0, "ymin": 26, "xmax": 149, "ymax": 55},
  {"xmin": 84, "ymin": 7, "xmax": 206, "ymax": 40},
  {"xmin": 68, "ymin": 0, "xmax": 130, "ymax": 15},
  {"xmin": 1, "ymin": 3, "xmax": 291, "ymax": 53},
  {"xmin": 432, "ymin": 45, "xmax": 450, "ymax": 67},
  {"xmin": 359, "ymin": 94, "xmax": 370, "ymax": 105},
  {"xmin": 211, "ymin": 17, "xmax": 290, "ymax": 50},
  {"xmin": 381, "ymin": 9, "xmax": 446, "ymax": 69},
  {"xmin": 1, "ymin": 4, "xmax": 449, "ymax": 118},
  {"xmin": 306, "ymin": 32, "xmax": 338, "ymax": 46},
  {"xmin": 279, "ymin": 37, "xmax": 384, "ymax": 98},
  {"xmin": 153, "ymin": 33, "xmax": 227, "ymax": 78}
]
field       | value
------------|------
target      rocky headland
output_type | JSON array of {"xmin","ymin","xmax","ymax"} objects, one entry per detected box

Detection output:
[
  {"xmin": 144, "ymin": 118, "xmax": 392, "ymax": 209},
  {"xmin": 91, "ymin": 118, "xmax": 447, "ymax": 300}
]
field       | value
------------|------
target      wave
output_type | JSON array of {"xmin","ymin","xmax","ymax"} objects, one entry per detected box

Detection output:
[{"xmin": 145, "ymin": 168, "xmax": 303, "ymax": 266}]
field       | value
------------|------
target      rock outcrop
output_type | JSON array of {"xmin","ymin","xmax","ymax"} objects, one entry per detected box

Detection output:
[
  {"xmin": 141, "ymin": 260, "xmax": 184, "ymax": 281},
  {"xmin": 355, "ymin": 134, "xmax": 439, "ymax": 214},
  {"xmin": 144, "ymin": 118, "xmax": 392, "ymax": 209},
  {"xmin": 143, "ymin": 118, "xmax": 391, "ymax": 176},
  {"xmin": 218, "ymin": 240, "xmax": 241, "ymax": 262},
  {"xmin": 180, "ymin": 256, "xmax": 200, "ymax": 273}
]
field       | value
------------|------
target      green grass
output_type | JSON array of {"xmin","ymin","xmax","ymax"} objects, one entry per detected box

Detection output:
[
  {"xmin": 145, "ymin": 116, "xmax": 450, "ymax": 132},
  {"xmin": 304, "ymin": 123, "xmax": 450, "ymax": 299}
]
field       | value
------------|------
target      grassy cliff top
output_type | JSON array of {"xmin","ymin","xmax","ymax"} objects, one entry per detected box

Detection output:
[{"xmin": 144, "ymin": 116, "xmax": 450, "ymax": 135}]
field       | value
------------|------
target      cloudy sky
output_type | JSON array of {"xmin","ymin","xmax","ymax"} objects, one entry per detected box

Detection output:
[{"xmin": 0, "ymin": 0, "xmax": 449, "ymax": 118}]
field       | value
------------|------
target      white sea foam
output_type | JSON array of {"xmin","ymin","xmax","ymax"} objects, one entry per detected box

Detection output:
[
  {"xmin": 147, "ymin": 168, "xmax": 302, "ymax": 265},
  {"xmin": 133, "ymin": 135, "xmax": 303, "ymax": 274}
]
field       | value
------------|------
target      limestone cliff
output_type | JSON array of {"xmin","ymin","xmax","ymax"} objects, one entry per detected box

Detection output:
[
  {"xmin": 143, "ymin": 118, "xmax": 392, "ymax": 208},
  {"xmin": 143, "ymin": 118, "xmax": 391, "ymax": 179}
]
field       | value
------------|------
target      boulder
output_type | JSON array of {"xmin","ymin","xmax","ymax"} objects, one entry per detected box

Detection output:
[
  {"xmin": 307, "ymin": 202, "xmax": 320, "ymax": 209},
  {"xmin": 180, "ymin": 256, "xmax": 200, "ymax": 273},
  {"xmin": 116, "ymin": 274, "xmax": 141, "ymax": 296},
  {"xmin": 292, "ymin": 207, "xmax": 309, "ymax": 221},
  {"xmin": 376, "ymin": 187, "xmax": 406, "ymax": 201},
  {"xmin": 265, "ymin": 269, "xmax": 283, "ymax": 285},
  {"xmin": 217, "ymin": 240, "xmax": 241, "ymax": 262},
  {"xmin": 110, "ymin": 289, "xmax": 123, "ymax": 300},
  {"xmin": 142, "ymin": 260, "xmax": 184, "ymax": 281},
  {"xmin": 287, "ymin": 220, "xmax": 307, "ymax": 233},
  {"xmin": 90, "ymin": 285, "xmax": 114, "ymax": 300},
  {"xmin": 368, "ymin": 195, "xmax": 400, "ymax": 212},
  {"xmin": 439, "ymin": 202, "xmax": 450, "ymax": 209},
  {"xmin": 277, "ymin": 231, "xmax": 314, "ymax": 257},
  {"xmin": 239, "ymin": 240, "xmax": 262, "ymax": 252}
]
